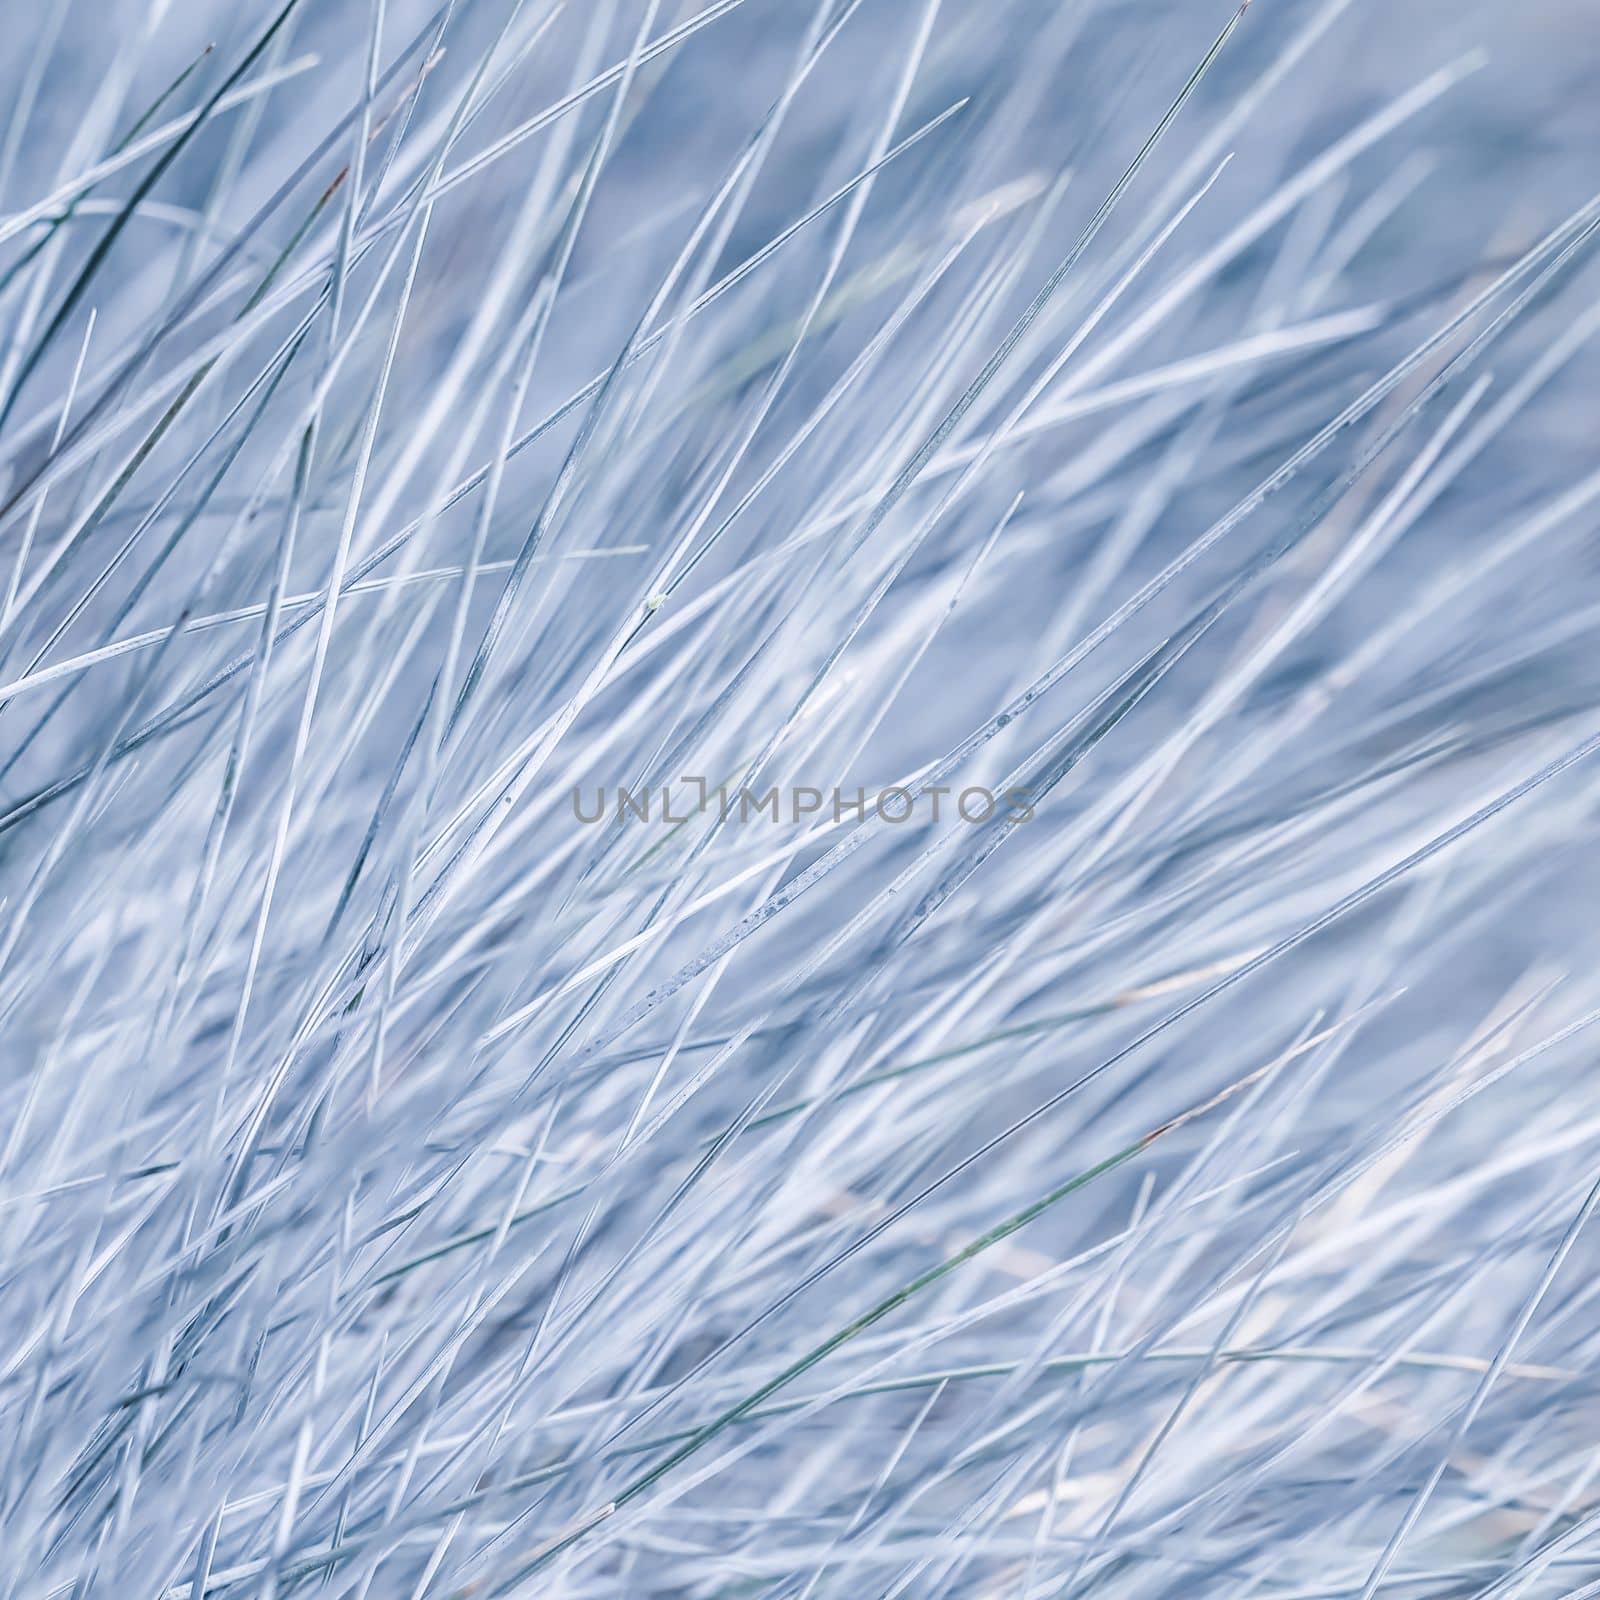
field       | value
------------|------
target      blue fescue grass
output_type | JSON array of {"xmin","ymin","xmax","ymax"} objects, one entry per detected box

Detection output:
[{"xmin": 4, "ymin": 1, "xmax": 1600, "ymax": 1595}]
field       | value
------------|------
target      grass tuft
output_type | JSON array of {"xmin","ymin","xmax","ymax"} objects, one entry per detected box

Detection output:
[{"xmin": 3, "ymin": 2, "xmax": 1600, "ymax": 1596}]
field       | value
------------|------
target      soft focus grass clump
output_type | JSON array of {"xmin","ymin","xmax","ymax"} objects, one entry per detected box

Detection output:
[{"xmin": 4, "ymin": 1, "xmax": 1600, "ymax": 1596}]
